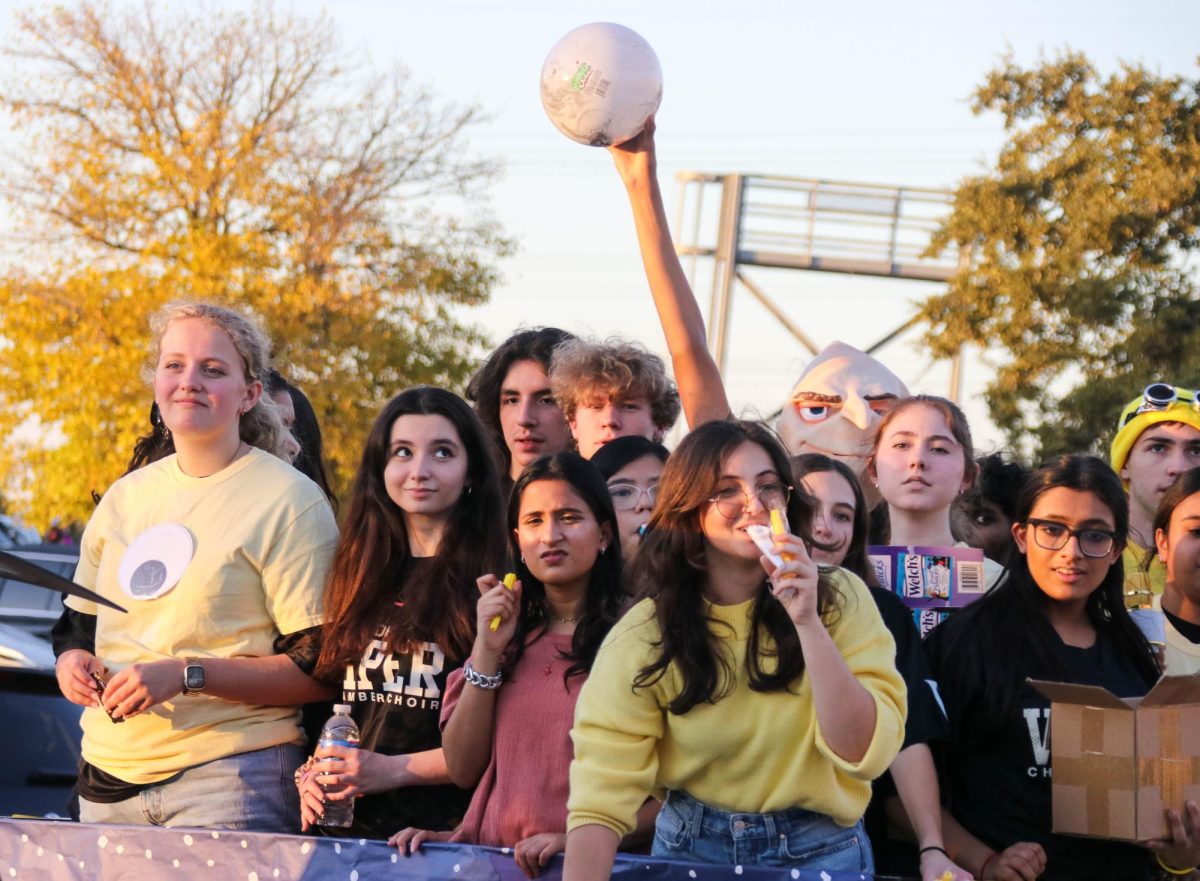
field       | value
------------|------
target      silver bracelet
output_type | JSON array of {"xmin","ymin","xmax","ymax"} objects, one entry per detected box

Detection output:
[{"xmin": 462, "ymin": 658, "xmax": 502, "ymax": 690}]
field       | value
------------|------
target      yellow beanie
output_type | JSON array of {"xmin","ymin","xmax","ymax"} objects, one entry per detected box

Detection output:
[{"xmin": 1110, "ymin": 386, "xmax": 1200, "ymax": 478}]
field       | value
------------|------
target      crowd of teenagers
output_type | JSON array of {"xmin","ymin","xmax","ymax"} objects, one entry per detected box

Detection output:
[{"xmin": 47, "ymin": 122, "xmax": 1200, "ymax": 881}]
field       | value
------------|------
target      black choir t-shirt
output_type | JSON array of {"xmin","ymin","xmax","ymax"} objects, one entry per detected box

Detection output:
[
  {"xmin": 324, "ymin": 556, "xmax": 472, "ymax": 839},
  {"xmin": 871, "ymin": 586, "xmax": 947, "ymax": 750},
  {"xmin": 926, "ymin": 611, "xmax": 1156, "ymax": 881},
  {"xmin": 864, "ymin": 586, "xmax": 949, "ymax": 877}
]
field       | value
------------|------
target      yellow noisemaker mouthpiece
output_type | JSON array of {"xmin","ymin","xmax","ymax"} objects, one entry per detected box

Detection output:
[{"xmin": 488, "ymin": 573, "xmax": 518, "ymax": 632}]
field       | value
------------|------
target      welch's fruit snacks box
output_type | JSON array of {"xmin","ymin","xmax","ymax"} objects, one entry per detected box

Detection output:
[{"xmin": 866, "ymin": 545, "xmax": 987, "ymax": 637}]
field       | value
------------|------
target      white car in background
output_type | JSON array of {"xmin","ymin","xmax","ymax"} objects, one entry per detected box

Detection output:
[
  {"xmin": 0, "ymin": 623, "xmax": 56, "ymax": 670},
  {"xmin": 0, "ymin": 544, "xmax": 78, "ymax": 641},
  {"xmin": 0, "ymin": 546, "xmax": 83, "ymax": 819},
  {"xmin": 0, "ymin": 514, "xmax": 39, "ymax": 549}
]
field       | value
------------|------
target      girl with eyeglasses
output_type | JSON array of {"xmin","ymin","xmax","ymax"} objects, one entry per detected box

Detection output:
[
  {"xmin": 590, "ymin": 435, "xmax": 670, "ymax": 565},
  {"xmin": 927, "ymin": 455, "xmax": 1200, "ymax": 880},
  {"xmin": 562, "ymin": 420, "xmax": 906, "ymax": 878}
]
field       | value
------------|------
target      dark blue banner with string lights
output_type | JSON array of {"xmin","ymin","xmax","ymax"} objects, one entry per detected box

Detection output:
[{"xmin": 1, "ymin": 818, "xmax": 910, "ymax": 880}]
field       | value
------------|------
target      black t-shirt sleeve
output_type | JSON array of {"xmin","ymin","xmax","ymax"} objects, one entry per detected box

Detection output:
[
  {"xmin": 274, "ymin": 625, "xmax": 323, "ymax": 676},
  {"xmin": 51, "ymin": 606, "xmax": 96, "ymax": 657},
  {"xmin": 871, "ymin": 587, "xmax": 947, "ymax": 748}
]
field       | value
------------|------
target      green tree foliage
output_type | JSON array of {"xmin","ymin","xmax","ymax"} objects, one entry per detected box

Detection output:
[
  {"xmin": 921, "ymin": 51, "xmax": 1200, "ymax": 458},
  {"xmin": 0, "ymin": 2, "xmax": 511, "ymax": 528}
]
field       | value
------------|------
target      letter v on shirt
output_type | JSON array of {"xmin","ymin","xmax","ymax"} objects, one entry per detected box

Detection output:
[{"xmin": 1024, "ymin": 706, "xmax": 1051, "ymax": 768}]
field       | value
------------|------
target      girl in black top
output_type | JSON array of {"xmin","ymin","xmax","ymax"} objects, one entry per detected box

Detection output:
[
  {"xmin": 793, "ymin": 453, "xmax": 966, "ymax": 881},
  {"xmin": 928, "ymin": 454, "xmax": 1200, "ymax": 880},
  {"xmin": 299, "ymin": 387, "xmax": 507, "ymax": 838}
]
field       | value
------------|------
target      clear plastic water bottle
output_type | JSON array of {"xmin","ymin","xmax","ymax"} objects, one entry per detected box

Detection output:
[{"xmin": 315, "ymin": 703, "xmax": 359, "ymax": 828}]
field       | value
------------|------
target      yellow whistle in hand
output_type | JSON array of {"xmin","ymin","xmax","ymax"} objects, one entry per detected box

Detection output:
[
  {"xmin": 488, "ymin": 572, "xmax": 517, "ymax": 632},
  {"xmin": 770, "ymin": 509, "xmax": 795, "ymax": 562}
]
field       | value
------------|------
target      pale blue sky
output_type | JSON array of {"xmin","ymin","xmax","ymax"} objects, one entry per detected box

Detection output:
[{"xmin": 5, "ymin": 0, "xmax": 1198, "ymax": 449}]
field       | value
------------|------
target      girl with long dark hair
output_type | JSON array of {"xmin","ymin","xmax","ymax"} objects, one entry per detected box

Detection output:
[
  {"xmin": 563, "ymin": 420, "xmax": 906, "ymax": 879},
  {"xmin": 930, "ymin": 455, "xmax": 1200, "ymax": 880},
  {"xmin": 792, "ymin": 453, "xmax": 966, "ymax": 881},
  {"xmin": 390, "ymin": 453, "xmax": 640, "ymax": 878},
  {"xmin": 298, "ymin": 386, "xmax": 507, "ymax": 839}
]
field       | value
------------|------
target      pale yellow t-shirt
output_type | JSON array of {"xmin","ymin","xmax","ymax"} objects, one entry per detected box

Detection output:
[{"xmin": 68, "ymin": 448, "xmax": 338, "ymax": 784}]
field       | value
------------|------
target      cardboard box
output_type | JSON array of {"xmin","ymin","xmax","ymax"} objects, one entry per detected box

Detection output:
[{"xmin": 1030, "ymin": 675, "xmax": 1200, "ymax": 841}]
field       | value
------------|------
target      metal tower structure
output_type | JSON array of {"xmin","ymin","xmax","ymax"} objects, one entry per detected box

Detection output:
[{"xmin": 673, "ymin": 171, "xmax": 967, "ymax": 400}]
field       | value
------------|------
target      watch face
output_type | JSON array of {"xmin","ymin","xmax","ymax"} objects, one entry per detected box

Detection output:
[{"xmin": 185, "ymin": 664, "xmax": 205, "ymax": 692}]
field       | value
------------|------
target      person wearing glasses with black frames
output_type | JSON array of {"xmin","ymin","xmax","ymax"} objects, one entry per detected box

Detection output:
[{"xmin": 926, "ymin": 454, "xmax": 1200, "ymax": 881}]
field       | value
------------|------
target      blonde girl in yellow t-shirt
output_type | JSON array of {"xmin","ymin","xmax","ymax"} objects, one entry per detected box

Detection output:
[{"xmin": 53, "ymin": 300, "xmax": 338, "ymax": 831}]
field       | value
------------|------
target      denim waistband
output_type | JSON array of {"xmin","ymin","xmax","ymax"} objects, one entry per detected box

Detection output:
[{"xmin": 663, "ymin": 789, "xmax": 849, "ymax": 842}]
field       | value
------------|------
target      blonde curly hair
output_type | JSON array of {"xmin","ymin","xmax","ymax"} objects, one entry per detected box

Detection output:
[{"xmin": 549, "ymin": 336, "xmax": 681, "ymax": 431}]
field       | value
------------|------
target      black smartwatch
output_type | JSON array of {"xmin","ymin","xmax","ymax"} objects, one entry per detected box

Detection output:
[{"xmin": 182, "ymin": 657, "xmax": 206, "ymax": 695}]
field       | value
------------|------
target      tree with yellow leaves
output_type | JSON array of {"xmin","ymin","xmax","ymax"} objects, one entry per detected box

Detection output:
[{"xmin": 0, "ymin": 2, "xmax": 511, "ymax": 528}]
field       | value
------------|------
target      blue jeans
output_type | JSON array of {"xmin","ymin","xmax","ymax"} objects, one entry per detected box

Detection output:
[
  {"xmin": 651, "ymin": 790, "xmax": 873, "ymax": 874},
  {"xmin": 79, "ymin": 743, "xmax": 302, "ymax": 832}
]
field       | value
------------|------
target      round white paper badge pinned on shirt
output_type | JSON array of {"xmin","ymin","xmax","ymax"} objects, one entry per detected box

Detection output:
[{"xmin": 118, "ymin": 523, "xmax": 195, "ymax": 600}]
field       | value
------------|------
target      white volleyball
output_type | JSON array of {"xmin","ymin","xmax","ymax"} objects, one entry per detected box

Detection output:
[{"xmin": 539, "ymin": 22, "xmax": 662, "ymax": 147}]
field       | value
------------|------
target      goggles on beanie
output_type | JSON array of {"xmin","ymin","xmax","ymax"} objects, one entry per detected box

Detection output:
[{"xmin": 1119, "ymin": 383, "xmax": 1200, "ymax": 426}]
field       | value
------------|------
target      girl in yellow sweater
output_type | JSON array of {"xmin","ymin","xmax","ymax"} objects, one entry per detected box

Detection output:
[{"xmin": 563, "ymin": 420, "xmax": 906, "ymax": 878}]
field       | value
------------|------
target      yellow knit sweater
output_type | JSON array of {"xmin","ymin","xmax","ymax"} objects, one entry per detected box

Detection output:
[{"xmin": 567, "ymin": 567, "xmax": 906, "ymax": 837}]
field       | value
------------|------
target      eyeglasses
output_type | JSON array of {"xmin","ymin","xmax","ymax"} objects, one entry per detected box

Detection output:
[
  {"xmin": 1025, "ymin": 519, "xmax": 1117, "ymax": 558},
  {"xmin": 607, "ymin": 483, "xmax": 658, "ymax": 511},
  {"xmin": 707, "ymin": 481, "xmax": 792, "ymax": 520},
  {"xmin": 1120, "ymin": 383, "xmax": 1199, "ymax": 426}
]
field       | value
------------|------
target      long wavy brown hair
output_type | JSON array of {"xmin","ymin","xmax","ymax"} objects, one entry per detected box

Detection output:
[
  {"xmin": 631, "ymin": 419, "xmax": 841, "ymax": 714},
  {"xmin": 315, "ymin": 387, "xmax": 506, "ymax": 680}
]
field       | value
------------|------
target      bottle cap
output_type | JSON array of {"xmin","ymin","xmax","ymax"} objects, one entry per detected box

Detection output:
[{"xmin": 333, "ymin": 703, "xmax": 352, "ymax": 714}]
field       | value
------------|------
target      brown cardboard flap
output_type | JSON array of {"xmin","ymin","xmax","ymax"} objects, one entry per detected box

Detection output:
[
  {"xmin": 1138, "ymin": 674, "xmax": 1200, "ymax": 708},
  {"xmin": 1028, "ymin": 679, "xmax": 1132, "ymax": 710}
]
